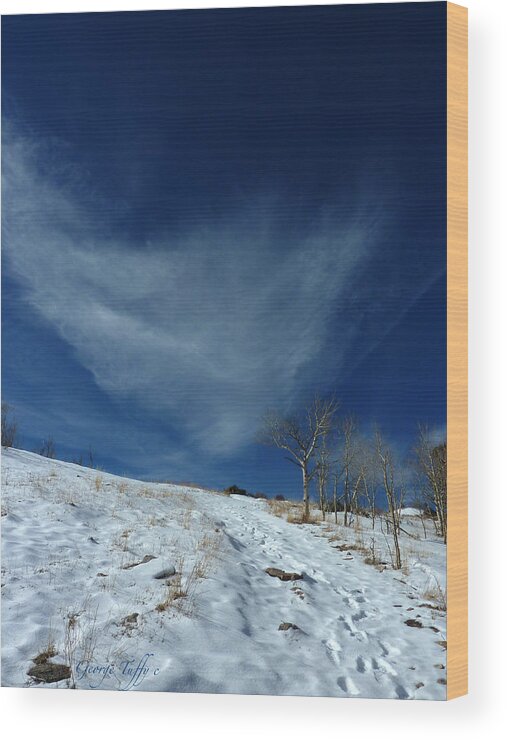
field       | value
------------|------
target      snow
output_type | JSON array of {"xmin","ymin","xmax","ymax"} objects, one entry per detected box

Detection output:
[
  {"xmin": 400, "ymin": 508, "xmax": 424, "ymax": 517},
  {"xmin": 1, "ymin": 448, "xmax": 447, "ymax": 698}
]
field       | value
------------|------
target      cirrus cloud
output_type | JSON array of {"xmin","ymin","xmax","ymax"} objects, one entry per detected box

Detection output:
[{"xmin": 2, "ymin": 130, "xmax": 382, "ymax": 458}]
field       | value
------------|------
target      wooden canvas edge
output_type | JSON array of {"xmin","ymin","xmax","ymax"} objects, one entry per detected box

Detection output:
[{"xmin": 446, "ymin": 1, "xmax": 468, "ymax": 701}]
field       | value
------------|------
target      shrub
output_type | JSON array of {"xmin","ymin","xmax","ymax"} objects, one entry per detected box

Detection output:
[
  {"xmin": 224, "ymin": 485, "xmax": 247, "ymax": 496},
  {"xmin": 37, "ymin": 436, "xmax": 56, "ymax": 459},
  {"xmin": 1, "ymin": 403, "xmax": 18, "ymax": 448}
]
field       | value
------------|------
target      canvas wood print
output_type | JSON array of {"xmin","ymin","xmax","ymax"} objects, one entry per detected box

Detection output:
[{"xmin": 1, "ymin": 2, "xmax": 467, "ymax": 699}]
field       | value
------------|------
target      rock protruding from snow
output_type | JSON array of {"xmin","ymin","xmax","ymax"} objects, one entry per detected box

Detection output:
[
  {"xmin": 153, "ymin": 565, "xmax": 176, "ymax": 579},
  {"xmin": 122, "ymin": 554, "xmax": 157, "ymax": 570},
  {"xmin": 278, "ymin": 622, "xmax": 300, "ymax": 631},
  {"xmin": 265, "ymin": 567, "xmax": 303, "ymax": 581},
  {"xmin": 27, "ymin": 662, "xmax": 71, "ymax": 683}
]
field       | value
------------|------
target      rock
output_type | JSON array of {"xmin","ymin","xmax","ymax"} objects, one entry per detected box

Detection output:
[
  {"xmin": 124, "ymin": 612, "xmax": 139, "ymax": 623},
  {"xmin": 96, "ymin": 572, "xmax": 108, "ymax": 577},
  {"xmin": 415, "ymin": 682, "xmax": 425, "ymax": 689},
  {"xmin": 120, "ymin": 613, "xmax": 140, "ymax": 635},
  {"xmin": 27, "ymin": 662, "xmax": 71, "ymax": 683},
  {"xmin": 437, "ymin": 678, "xmax": 447, "ymax": 686},
  {"xmin": 278, "ymin": 622, "xmax": 299, "ymax": 631},
  {"xmin": 122, "ymin": 554, "xmax": 157, "ymax": 570},
  {"xmin": 153, "ymin": 565, "xmax": 176, "ymax": 579},
  {"xmin": 405, "ymin": 619, "xmax": 423, "ymax": 629},
  {"xmin": 265, "ymin": 567, "xmax": 303, "ymax": 581}
]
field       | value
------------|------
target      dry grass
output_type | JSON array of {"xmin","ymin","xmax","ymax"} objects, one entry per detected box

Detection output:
[
  {"xmin": 363, "ymin": 537, "xmax": 381, "ymax": 566},
  {"xmin": 33, "ymin": 625, "xmax": 58, "ymax": 665},
  {"xmin": 94, "ymin": 475, "xmax": 103, "ymax": 492},
  {"xmin": 147, "ymin": 514, "xmax": 167, "ymax": 527},
  {"xmin": 178, "ymin": 509, "xmax": 193, "ymax": 530},
  {"xmin": 194, "ymin": 532, "xmax": 222, "ymax": 578},
  {"xmin": 138, "ymin": 486, "xmax": 157, "ymax": 499},
  {"xmin": 421, "ymin": 578, "xmax": 447, "ymax": 612},
  {"xmin": 156, "ymin": 531, "xmax": 222, "ymax": 616},
  {"xmin": 62, "ymin": 600, "xmax": 100, "ymax": 674},
  {"xmin": 265, "ymin": 498, "xmax": 322, "ymax": 525},
  {"xmin": 331, "ymin": 542, "xmax": 366, "ymax": 553},
  {"xmin": 266, "ymin": 499, "xmax": 291, "ymax": 518},
  {"xmin": 403, "ymin": 544, "xmax": 431, "ymax": 561},
  {"xmin": 111, "ymin": 528, "xmax": 132, "ymax": 553},
  {"xmin": 286, "ymin": 502, "xmax": 321, "ymax": 525},
  {"xmin": 155, "ymin": 556, "xmax": 191, "ymax": 614},
  {"xmin": 32, "ymin": 644, "xmax": 57, "ymax": 665}
]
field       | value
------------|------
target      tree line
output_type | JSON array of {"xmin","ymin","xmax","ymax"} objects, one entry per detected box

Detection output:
[
  {"xmin": 1, "ymin": 403, "xmax": 98, "ymax": 468},
  {"xmin": 258, "ymin": 396, "xmax": 447, "ymax": 568}
]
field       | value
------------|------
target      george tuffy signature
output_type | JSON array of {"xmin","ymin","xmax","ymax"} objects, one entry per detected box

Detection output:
[{"xmin": 75, "ymin": 653, "xmax": 160, "ymax": 690}]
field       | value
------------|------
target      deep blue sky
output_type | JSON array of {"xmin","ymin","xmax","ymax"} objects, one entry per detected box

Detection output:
[{"xmin": 2, "ymin": 3, "xmax": 446, "ymax": 496}]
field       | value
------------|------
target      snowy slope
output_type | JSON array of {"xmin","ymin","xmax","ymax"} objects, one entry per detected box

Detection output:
[{"xmin": 1, "ymin": 449, "xmax": 447, "ymax": 698}]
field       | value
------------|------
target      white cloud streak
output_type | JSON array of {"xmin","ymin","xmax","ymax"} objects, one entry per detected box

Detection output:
[{"xmin": 3, "ymin": 131, "xmax": 380, "ymax": 457}]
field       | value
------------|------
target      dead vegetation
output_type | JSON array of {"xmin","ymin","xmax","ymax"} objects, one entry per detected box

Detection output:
[
  {"xmin": 421, "ymin": 579, "xmax": 447, "ymax": 612},
  {"xmin": 156, "ymin": 530, "xmax": 222, "ymax": 616},
  {"xmin": 266, "ymin": 498, "xmax": 322, "ymax": 525},
  {"xmin": 32, "ymin": 643, "xmax": 57, "ymax": 665}
]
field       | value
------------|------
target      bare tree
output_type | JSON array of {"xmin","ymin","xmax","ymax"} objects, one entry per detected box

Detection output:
[
  {"xmin": 316, "ymin": 436, "xmax": 331, "ymax": 521},
  {"xmin": 37, "ymin": 436, "xmax": 56, "ymax": 459},
  {"xmin": 1, "ymin": 403, "xmax": 18, "ymax": 448},
  {"xmin": 413, "ymin": 495, "xmax": 429, "ymax": 539},
  {"xmin": 414, "ymin": 427, "xmax": 447, "ymax": 542},
  {"xmin": 361, "ymin": 440, "xmax": 380, "ymax": 529},
  {"xmin": 350, "ymin": 455, "xmax": 365, "ymax": 521},
  {"xmin": 331, "ymin": 472, "xmax": 339, "ymax": 524},
  {"xmin": 375, "ymin": 429, "xmax": 403, "ymax": 569},
  {"xmin": 337, "ymin": 417, "xmax": 365, "ymax": 527},
  {"xmin": 259, "ymin": 396, "xmax": 338, "ymax": 520}
]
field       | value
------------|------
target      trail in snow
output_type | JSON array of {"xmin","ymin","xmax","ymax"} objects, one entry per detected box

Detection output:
[{"xmin": 1, "ymin": 449, "xmax": 447, "ymax": 699}]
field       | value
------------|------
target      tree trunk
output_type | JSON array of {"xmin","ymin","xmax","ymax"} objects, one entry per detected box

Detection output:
[
  {"xmin": 385, "ymin": 491, "xmax": 402, "ymax": 569},
  {"xmin": 392, "ymin": 520, "xmax": 402, "ymax": 569},
  {"xmin": 342, "ymin": 466, "xmax": 349, "ymax": 527},
  {"xmin": 333, "ymin": 477, "xmax": 338, "ymax": 524},
  {"xmin": 319, "ymin": 479, "xmax": 326, "ymax": 521},
  {"xmin": 302, "ymin": 465, "xmax": 310, "ymax": 521}
]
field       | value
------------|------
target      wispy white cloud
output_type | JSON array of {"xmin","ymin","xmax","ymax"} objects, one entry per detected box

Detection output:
[{"xmin": 2, "ymin": 130, "xmax": 381, "ymax": 458}]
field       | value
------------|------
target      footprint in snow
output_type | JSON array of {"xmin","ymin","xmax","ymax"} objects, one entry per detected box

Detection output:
[
  {"xmin": 393, "ymin": 683, "xmax": 410, "ymax": 700},
  {"xmin": 377, "ymin": 657, "xmax": 397, "ymax": 676},
  {"xmin": 356, "ymin": 656, "xmax": 367, "ymax": 673},
  {"xmin": 338, "ymin": 615, "xmax": 368, "ymax": 642},
  {"xmin": 323, "ymin": 638, "xmax": 342, "ymax": 667},
  {"xmin": 337, "ymin": 676, "xmax": 360, "ymax": 695}
]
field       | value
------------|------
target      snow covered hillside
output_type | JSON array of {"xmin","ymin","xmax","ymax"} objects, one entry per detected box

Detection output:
[{"xmin": 1, "ymin": 449, "xmax": 447, "ymax": 698}]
